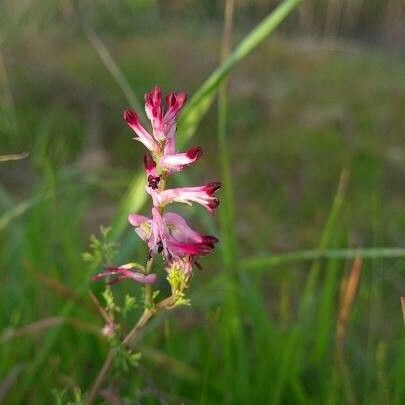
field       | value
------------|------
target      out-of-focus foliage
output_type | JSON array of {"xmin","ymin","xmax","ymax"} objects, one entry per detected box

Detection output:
[{"xmin": 1, "ymin": 0, "xmax": 405, "ymax": 403}]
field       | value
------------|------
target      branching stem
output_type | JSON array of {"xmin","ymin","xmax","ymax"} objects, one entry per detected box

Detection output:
[{"xmin": 86, "ymin": 293, "xmax": 176, "ymax": 404}]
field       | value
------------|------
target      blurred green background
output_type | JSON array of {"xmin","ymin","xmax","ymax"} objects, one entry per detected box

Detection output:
[{"xmin": 1, "ymin": 0, "xmax": 405, "ymax": 403}]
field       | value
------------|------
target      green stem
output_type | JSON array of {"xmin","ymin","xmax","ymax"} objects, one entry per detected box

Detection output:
[
  {"xmin": 144, "ymin": 258, "xmax": 155, "ymax": 309},
  {"xmin": 241, "ymin": 247, "xmax": 405, "ymax": 271},
  {"xmin": 218, "ymin": 0, "xmax": 237, "ymax": 272},
  {"xmin": 86, "ymin": 295, "xmax": 176, "ymax": 404}
]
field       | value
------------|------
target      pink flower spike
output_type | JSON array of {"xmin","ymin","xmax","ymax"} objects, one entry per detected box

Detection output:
[
  {"xmin": 160, "ymin": 146, "xmax": 203, "ymax": 171},
  {"xmin": 93, "ymin": 265, "xmax": 157, "ymax": 285},
  {"xmin": 123, "ymin": 109, "xmax": 160, "ymax": 153},
  {"xmin": 144, "ymin": 153, "xmax": 160, "ymax": 189},
  {"xmin": 153, "ymin": 182, "xmax": 221, "ymax": 214}
]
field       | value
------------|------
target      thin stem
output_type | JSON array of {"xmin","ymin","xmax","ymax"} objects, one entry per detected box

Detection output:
[
  {"xmin": 86, "ymin": 349, "xmax": 116, "ymax": 405},
  {"xmin": 143, "ymin": 258, "xmax": 155, "ymax": 309},
  {"xmin": 241, "ymin": 247, "xmax": 405, "ymax": 271},
  {"xmin": 86, "ymin": 295, "xmax": 175, "ymax": 404},
  {"xmin": 218, "ymin": 0, "xmax": 237, "ymax": 272},
  {"xmin": 123, "ymin": 308, "xmax": 153, "ymax": 347}
]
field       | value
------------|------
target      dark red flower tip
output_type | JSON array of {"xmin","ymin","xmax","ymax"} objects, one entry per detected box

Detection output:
[
  {"xmin": 198, "ymin": 243, "xmax": 215, "ymax": 253},
  {"xmin": 201, "ymin": 235, "xmax": 219, "ymax": 245},
  {"xmin": 145, "ymin": 86, "xmax": 162, "ymax": 106},
  {"xmin": 166, "ymin": 93, "xmax": 175, "ymax": 107},
  {"xmin": 143, "ymin": 152, "xmax": 156, "ymax": 171},
  {"xmin": 123, "ymin": 109, "xmax": 139, "ymax": 125},
  {"xmin": 176, "ymin": 92, "xmax": 187, "ymax": 107},
  {"xmin": 166, "ymin": 92, "xmax": 187, "ymax": 109},
  {"xmin": 208, "ymin": 198, "xmax": 220, "ymax": 209},
  {"xmin": 186, "ymin": 146, "xmax": 203, "ymax": 160},
  {"xmin": 204, "ymin": 182, "xmax": 222, "ymax": 195}
]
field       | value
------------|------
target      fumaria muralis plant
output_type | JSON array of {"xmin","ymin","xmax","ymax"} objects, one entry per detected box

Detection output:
[
  {"xmin": 87, "ymin": 86, "xmax": 221, "ymax": 402},
  {"xmin": 94, "ymin": 86, "xmax": 221, "ymax": 303}
]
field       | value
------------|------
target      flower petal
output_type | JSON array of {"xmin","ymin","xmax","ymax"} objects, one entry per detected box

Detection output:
[
  {"xmin": 153, "ymin": 182, "xmax": 221, "ymax": 213},
  {"xmin": 123, "ymin": 109, "xmax": 159, "ymax": 153},
  {"xmin": 164, "ymin": 212, "xmax": 204, "ymax": 243},
  {"xmin": 165, "ymin": 92, "xmax": 187, "ymax": 124},
  {"xmin": 145, "ymin": 87, "xmax": 165, "ymax": 141},
  {"xmin": 128, "ymin": 214, "xmax": 149, "ymax": 227},
  {"xmin": 160, "ymin": 147, "xmax": 203, "ymax": 171},
  {"xmin": 144, "ymin": 153, "xmax": 160, "ymax": 189},
  {"xmin": 128, "ymin": 214, "xmax": 151, "ymax": 242},
  {"xmin": 93, "ymin": 266, "xmax": 157, "ymax": 285}
]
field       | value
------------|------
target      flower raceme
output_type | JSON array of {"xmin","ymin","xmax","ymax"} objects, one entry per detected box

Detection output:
[{"xmin": 94, "ymin": 86, "xmax": 221, "ymax": 293}]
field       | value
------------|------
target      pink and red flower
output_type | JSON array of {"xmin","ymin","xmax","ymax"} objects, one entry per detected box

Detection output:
[
  {"xmin": 128, "ymin": 210, "xmax": 218, "ymax": 261},
  {"xmin": 95, "ymin": 86, "xmax": 219, "ymax": 287},
  {"xmin": 148, "ymin": 182, "xmax": 221, "ymax": 214},
  {"xmin": 93, "ymin": 264, "xmax": 157, "ymax": 286},
  {"xmin": 159, "ymin": 146, "xmax": 203, "ymax": 172}
]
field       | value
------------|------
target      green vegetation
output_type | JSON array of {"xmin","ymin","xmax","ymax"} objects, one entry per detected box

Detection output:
[{"xmin": 1, "ymin": 1, "xmax": 405, "ymax": 403}]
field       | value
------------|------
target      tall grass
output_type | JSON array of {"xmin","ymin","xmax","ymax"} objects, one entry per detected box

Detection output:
[{"xmin": 1, "ymin": 0, "xmax": 405, "ymax": 403}]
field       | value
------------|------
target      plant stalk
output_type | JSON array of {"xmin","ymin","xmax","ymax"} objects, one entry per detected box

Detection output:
[{"xmin": 86, "ymin": 294, "xmax": 176, "ymax": 404}]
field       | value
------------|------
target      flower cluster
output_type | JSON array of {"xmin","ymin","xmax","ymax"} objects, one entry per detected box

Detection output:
[{"xmin": 94, "ymin": 87, "xmax": 220, "ymax": 295}]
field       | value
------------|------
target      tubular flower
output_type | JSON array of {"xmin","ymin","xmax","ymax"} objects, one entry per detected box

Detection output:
[
  {"xmin": 159, "ymin": 146, "xmax": 203, "ymax": 172},
  {"xmin": 95, "ymin": 86, "xmax": 220, "ymax": 293},
  {"xmin": 123, "ymin": 109, "xmax": 160, "ymax": 154},
  {"xmin": 127, "ymin": 211, "xmax": 219, "ymax": 260},
  {"xmin": 144, "ymin": 86, "xmax": 164, "ymax": 141},
  {"xmin": 144, "ymin": 152, "xmax": 160, "ymax": 190},
  {"xmin": 148, "ymin": 182, "xmax": 221, "ymax": 214},
  {"xmin": 93, "ymin": 264, "xmax": 157, "ymax": 286}
]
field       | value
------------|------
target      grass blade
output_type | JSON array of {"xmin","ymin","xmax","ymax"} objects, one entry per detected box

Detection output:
[
  {"xmin": 301, "ymin": 169, "xmax": 349, "ymax": 314},
  {"xmin": 112, "ymin": 0, "xmax": 302, "ymax": 240},
  {"xmin": 336, "ymin": 255, "xmax": 363, "ymax": 405},
  {"xmin": 19, "ymin": 0, "xmax": 302, "ymax": 396},
  {"xmin": 83, "ymin": 23, "xmax": 142, "ymax": 111},
  {"xmin": 218, "ymin": 0, "xmax": 237, "ymax": 270},
  {"xmin": 241, "ymin": 247, "xmax": 405, "ymax": 271},
  {"xmin": 0, "ymin": 152, "xmax": 28, "ymax": 162},
  {"xmin": 0, "ymin": 194, "xmax": 48, "ymax": 233},
  {"xmin": 336, "ymin": 255, "xmax": 363, "ymax": 348},
  {"xmin": 177, "ymin": 0, "xmax": 302, "ymax": 147}
]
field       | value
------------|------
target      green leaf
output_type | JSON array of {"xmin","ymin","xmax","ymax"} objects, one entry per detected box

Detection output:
[{"xmin": 241, "ymin": 247, "xmax": 405, "ymax": 271}]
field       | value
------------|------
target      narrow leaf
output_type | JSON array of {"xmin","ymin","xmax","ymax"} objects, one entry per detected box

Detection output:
[{"xmin": 241, "ymin": 247, "xmax": 405, "ymax": 271}]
